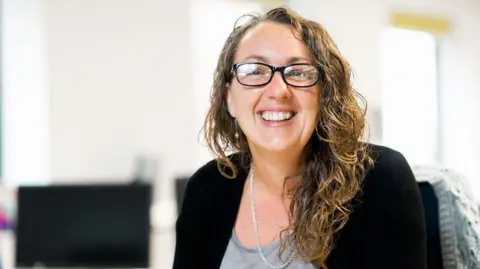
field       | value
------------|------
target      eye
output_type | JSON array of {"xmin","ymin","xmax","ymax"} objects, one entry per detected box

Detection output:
[
  {"xmin": 290, "ymin": 71, "xmax": 308, "ymax": 77},
  {"xmin": 237, "ymin": 64, "xmax": 270, "ymax": 77},
  {"xmin": 286, "ymin": 70, "xmax": 313, "ymax": 79},
  {"xmin": 285, "ymin": 65, "xmax": 318, "ymax": 81},
  {"xmin": 246, "ymin": 69, "xmax": 265, "ymax": 76}
]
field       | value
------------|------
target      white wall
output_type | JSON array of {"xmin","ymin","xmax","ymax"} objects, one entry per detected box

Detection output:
[
  {"xmin": 1, "ymin": 0, "xmax": 50, "ymax": 186},
  {"xmin": 45, "ymin": 0, "xmax": 195, "ymax": 201},
  {"xmin": 380, "ymin": 28, "xmax": 439, "ymax": 166},
  {"xmin": 388, "ymin": 0, "xmax": 480, "ymax": 196},
  {"xmin": 435, "ymin": 6, "xmax": 480, "ymax": 194}
]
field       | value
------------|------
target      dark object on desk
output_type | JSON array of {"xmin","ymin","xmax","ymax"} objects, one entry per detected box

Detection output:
[
  {"xmin": 16, "ymin": 184, "xmax": 151, "ymax": 268},
  {"xmin": 175, "ymin": 177, "xmax": 189, "ymax": 215},
  {"xmin": 418, "ymin": 181, "xmax": 444, "ymax": 269}
]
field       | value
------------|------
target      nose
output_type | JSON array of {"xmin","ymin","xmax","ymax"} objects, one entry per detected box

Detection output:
[{"xmin": 266, "ymin": 72, "xmax": 292, "ymax": 99}]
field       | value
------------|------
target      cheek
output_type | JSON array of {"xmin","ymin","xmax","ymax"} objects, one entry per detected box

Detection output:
[
  {"xmin": 231, "ymin": 88, "xmax": 261, "ymax": 116},
  {"xmin": 298, "ymin": 90, "xmax": 319, "ymax": 119}
]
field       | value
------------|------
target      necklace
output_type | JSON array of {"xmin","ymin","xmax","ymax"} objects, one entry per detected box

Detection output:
[{"xmin": 249, "ymin": 166, "xmax": 297, "ymax": 269}]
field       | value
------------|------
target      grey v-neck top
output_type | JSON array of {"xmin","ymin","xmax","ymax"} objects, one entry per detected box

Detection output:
[{"xmin": 220, "ymin": 231, "xmax": 317, "ymax": 269}]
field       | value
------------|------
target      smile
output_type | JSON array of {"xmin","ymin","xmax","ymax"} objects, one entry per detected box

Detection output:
[{"xmin": 259, "ymin": 111, "xmax": 296, "ymax": 122}]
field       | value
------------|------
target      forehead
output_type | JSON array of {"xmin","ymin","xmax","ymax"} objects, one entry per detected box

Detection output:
[{"xmin": 234, "ymin": 21, "xmax": 311, "ymax": 64}]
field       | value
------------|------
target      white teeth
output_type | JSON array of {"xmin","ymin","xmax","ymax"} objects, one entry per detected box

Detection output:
[{"xmin": 260, "ymin": 111, "xmax": 294, "ymax": 121}]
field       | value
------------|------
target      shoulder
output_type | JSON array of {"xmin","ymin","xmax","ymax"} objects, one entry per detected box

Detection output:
[
  {"xmin": 176, "ymin": 154, "xmax": 246, "ymax": 233},
  {"xmin": 186, "ymin": 157, "xmax": 223, "ymax": 192},
  {"xmin": 181, "ymin": 158, "xmax": 224, "ymax": 208},
  {"xmin": 353, "ymin": 144, "xmax": 425, "ymax": 235},
  {"xmin": 180, "ymin": 153, "xmax": 247, "ymax": 210},
  {"xmin": 362, "ymin": 143, "xmax": 418, "ymax": 199},
  {"xmin": 367, "ymin": 143, "xmax": 409, "ymax": 167},
  {"xmin": 331, "ymin": 144, "xmax": 426, "ymax": 267},
  {"xmin": 186, "ymin": 154, "xmax": 247, "ymax": 192}
]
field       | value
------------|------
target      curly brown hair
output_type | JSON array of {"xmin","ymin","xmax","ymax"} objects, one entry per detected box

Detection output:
[{"xmin": 202, "ymin": 6, "xmax": 373, "ymax": 269}]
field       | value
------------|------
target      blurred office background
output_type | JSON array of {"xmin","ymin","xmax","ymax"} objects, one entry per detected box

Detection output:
[{"xmin": 0, "ymin": 0, "xmax": 479, "ymax": 268}]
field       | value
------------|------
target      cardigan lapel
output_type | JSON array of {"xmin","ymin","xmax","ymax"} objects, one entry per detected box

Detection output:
[{"xmin": 209, "ymin": 160, "xmax": 248, "ymax": 268}]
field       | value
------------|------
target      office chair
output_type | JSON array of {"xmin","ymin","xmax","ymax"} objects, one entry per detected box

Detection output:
[
  {"xmin": 418, "ymin": 181, "xmax": 444, "ymax": 269},
  {"xmin": 413, "ymin": 165, "xmax": 480, "ymax": 269}
]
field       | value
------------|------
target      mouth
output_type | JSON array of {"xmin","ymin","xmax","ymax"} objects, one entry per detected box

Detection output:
[{"xmin": 258, "ymin": 111, "xmax": 297, "ymax": 122}]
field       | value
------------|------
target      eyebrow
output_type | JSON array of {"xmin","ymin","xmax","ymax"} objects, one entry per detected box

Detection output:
[{"xmin": 240, "ymin": 55, "xmax": 311, "ymax": 64}]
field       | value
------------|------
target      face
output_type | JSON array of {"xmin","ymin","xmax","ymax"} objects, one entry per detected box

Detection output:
[{"xmin": 227, "ymin": 21, "xmax": 320, "ymax": 154}]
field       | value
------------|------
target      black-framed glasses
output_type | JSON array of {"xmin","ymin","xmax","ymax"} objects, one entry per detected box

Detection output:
[{"xmin": 232, "ymin": 62, "xmax": 321, "ymax": 88}]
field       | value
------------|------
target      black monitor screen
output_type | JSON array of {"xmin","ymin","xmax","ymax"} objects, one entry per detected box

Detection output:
[{"xmin": 15, "ymin": 184, "xmax": 151, "ymax": 268}]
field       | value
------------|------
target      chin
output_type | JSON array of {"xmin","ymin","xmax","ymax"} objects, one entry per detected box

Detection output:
[{"xmin": 253, "ymin": 138, "xmax": 300, "ymax": 154}]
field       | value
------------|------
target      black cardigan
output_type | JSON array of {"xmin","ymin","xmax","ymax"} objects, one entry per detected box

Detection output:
[{"xmin": 173, "ymin": 144, "xmax": 427, "ymax": 269}]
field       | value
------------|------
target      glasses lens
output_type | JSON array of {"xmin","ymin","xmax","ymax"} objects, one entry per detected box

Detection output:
[
  {"xmin": 284, "ymin": 65, "xmax": 319, "ymax": 87},
  {"xmin": 235, "ymin": 63, "xmax": 272, "ymax": 86}
]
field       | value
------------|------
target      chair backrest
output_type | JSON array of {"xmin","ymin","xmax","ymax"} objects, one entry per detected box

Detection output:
[{"xmin": 418, "ymin": 181, "xmax": 444, "ymax": 269}]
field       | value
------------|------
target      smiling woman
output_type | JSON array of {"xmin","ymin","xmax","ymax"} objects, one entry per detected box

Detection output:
[{"xmin": 174, "ymin": 6, "xmax": 426, "ymax": 269}]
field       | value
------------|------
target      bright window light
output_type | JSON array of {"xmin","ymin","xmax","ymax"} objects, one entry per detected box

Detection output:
[{"xmin": 380, "ymin": 27, "xmax": 439, "ymax": 166}]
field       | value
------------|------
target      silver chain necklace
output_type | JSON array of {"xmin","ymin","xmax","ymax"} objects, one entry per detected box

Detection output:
[{"xmin": 249, "ymin": 166, "xmax": 297, "ymax": 269}]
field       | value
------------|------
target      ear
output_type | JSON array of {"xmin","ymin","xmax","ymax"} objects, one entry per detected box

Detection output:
[{"xmin": 226, "ymin": 84, "xmax": 236, "ymax": 118}]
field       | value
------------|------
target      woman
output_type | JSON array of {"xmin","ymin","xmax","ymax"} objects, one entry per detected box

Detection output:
[{"xmin": 174, "ymin": 7, "xmax": 426, "ymax": 269}]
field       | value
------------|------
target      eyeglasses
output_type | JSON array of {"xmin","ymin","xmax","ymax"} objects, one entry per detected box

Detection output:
[{"xmin": 232, "ymin": 62, "xmax": 321, "ymax": 88}]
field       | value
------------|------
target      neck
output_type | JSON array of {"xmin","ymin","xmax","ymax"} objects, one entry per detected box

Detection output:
[{"xmin": 249, "ymin": 147, "xmax": 303, "ymax": 197}]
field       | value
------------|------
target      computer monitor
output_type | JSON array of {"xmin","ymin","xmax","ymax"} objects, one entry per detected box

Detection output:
[{"xmin": 15, "ymin": 184, "xmax": 151, "ymax": 268}]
